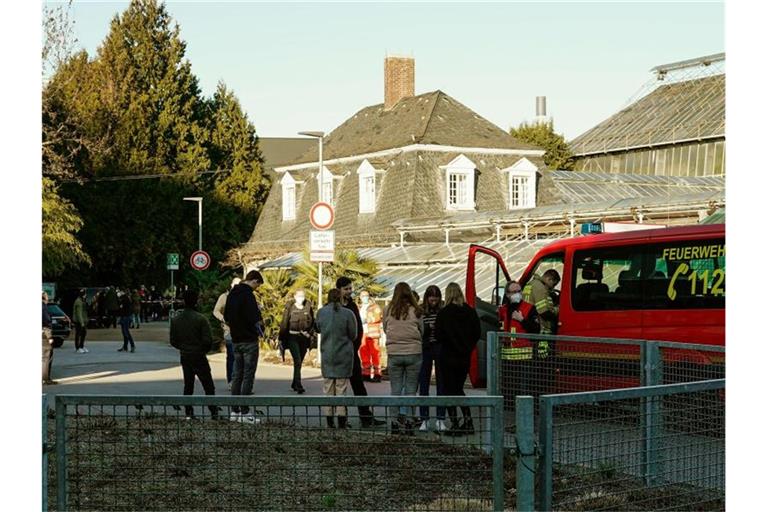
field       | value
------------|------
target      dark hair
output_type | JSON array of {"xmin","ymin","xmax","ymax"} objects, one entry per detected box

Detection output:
[
  {"xmin": 245, "ymin": 270, "xmax": 264, "ymax": 284},
  {"xmin": 336, "ymin": 276, "xmax": 352, "ymax": 289},
  {"xmin": 327, "ymin": 288, "xmax": 342, "ymax": 311},
  {"xmin": 388, "ymin": 282, "xmax": 420, "ymax": 320},
  {"xmin": 422, "ymin": 285, "xmax": 444, "ymax": 314},
  {"xmin": 543, "ymin": 269, "xmax": 561, "ymax": 283},
  {"xmin": 183, "ymin": 289, "xmax": 199, "ymax": 309}
]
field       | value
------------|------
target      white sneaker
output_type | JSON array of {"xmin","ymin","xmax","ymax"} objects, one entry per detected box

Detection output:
[
  {"xmin": 419, "ymin": 420, "xmax": 430, "ymax": 432},
  {"xmin": 239, "ymin": 414, "xmax": 261, "ymax": 425},
  {"xmin": 82, "ymin": 348, "xmax": 89, "ymax": 353},
  {"xmin": 77, "ymin": 348, "xmax": 85, "ymax": 354},
  {"xmin": 435, "ymin": 420, "xmax": 448, "ymax": 432},
  {"xmin": 229, "ymin": 411, "xmax": 242, "ymax": 422}
]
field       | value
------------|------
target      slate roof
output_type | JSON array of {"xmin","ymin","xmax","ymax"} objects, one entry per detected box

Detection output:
[
  {"xmin": 570, "ymin": 74, "xmax": 725, "ymax": 155},
  {"xmin": 283, "ymin": 90, "xmax": 539, "ymax": 166}
]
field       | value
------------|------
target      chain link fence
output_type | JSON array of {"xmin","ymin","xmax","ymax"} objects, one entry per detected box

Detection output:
[
  {"xmin": 514, "ymin": 379, "xmax": 725, "ymax": 511},
  {"xmin": 47, "ymin": 395, "xmax": 504, "ymax": 512},
  {"xmin": 487, "ymin": 332, "xmax": 724, "ymax": 443}
]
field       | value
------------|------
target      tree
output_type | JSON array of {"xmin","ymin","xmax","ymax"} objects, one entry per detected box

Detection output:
[
  {"xmin": 208, "ymin": 82, "xmax": 271, "ymax": 217},
  {"xmin": 257, "ymin": 269, "xmax": 295, "ymax": 348},
  {"xmin": 43, "ymin": 178, "xmax": 91, "ymax": 276},
  {"xmin": 511, "ymin": 121, "xmax": 575, "ymax": 170},
  {"xmin": 293, "ymin": 249, "xmax": 386, "ymax": 307}
]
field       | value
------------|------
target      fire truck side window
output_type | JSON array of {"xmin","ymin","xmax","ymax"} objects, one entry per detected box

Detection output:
[
  {"xmin": 526, "ymin": 255, "xmax": 564, "ymax": 292},
  {"xmin": 572, "ymin": 238, "xmax": 725, "ymax": 311}
]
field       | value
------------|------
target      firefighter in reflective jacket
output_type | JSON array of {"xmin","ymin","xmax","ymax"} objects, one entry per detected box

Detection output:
[
  {"xmin": 498, "ymin": 281, "xmax": 540, "ymax": 360},
  {"xmin": 522, "ymin": 269, "xmax": 561, "ymax": 358}
]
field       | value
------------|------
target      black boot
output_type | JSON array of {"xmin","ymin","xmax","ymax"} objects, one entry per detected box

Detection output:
[
  {"xmin": 326, "ymin": 416, "xmax": 336, "ymax": 429},
  {"xmin": 461, "ymin": 418, "xmax": 475, "ymax": 435},
  {"xmin": 337, "ymin": 416, "xmax": 348, "ymax": 429}
]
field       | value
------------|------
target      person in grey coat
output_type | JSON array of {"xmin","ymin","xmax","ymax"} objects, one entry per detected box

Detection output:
[{"xmin": 315, "ymin": 288, "xmax": 357, "ymax": 429}]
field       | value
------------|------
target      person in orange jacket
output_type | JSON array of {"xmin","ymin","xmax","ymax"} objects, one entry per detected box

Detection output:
[
  {"xmin": 358, "ymin": 290, "xmax": 383, "ymax": 382},
  {"xmin": 498, "ymin": 280, "xmax": 540, "ymax": 403}
]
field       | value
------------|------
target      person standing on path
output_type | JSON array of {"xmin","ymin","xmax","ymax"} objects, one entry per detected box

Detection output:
[
  {"xmin": 316, "ymin": 289, "xmax": 357, "ymax": 429},
  {"xmin": 358, "ymin": 290, "xmax": 383, "ymax": 382},
  {"xmin": 337, "ymin": 277, "xmax": 386, "ymax": 428},
  {"xmin": 117, "ymin": 290, "xmax": 135, "ymax": 352},
  {"xmin": 417, "ymin": 285, "xmax": 447, "ymax": 432},
  {"xmin": 213, "ymin": 277, "xmax": 241, "ymax": 390},
  {"xmin": 170, "ymin": 289, "xmax": 219, "ymax": 420},
  {"xmin": 42, "ymin": 292, "xmax": 57, "ymax": 385},
  {"xmin": 383, "ymin": 282, "xmax": 423, "ymax": 435},
  {"xmin": 224, "ymin": 270, "xmax": 264, "ymax": 424},
  {"xmin": 72, "ymin": 289, "xmax": 89, "ymax": 353},
  {"xmin": 278, "ymin": 289, "xmax": 315, "ymax": 394},
  {"xmin": 131, "ymin": 289, "xmax": 142, "ymax": 329},
  {"xmin": 435, "ymin": 282, "xmax": 481, "ymax": 437}
]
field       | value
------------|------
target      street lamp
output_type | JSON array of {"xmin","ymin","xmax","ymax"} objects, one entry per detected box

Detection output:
[
  {"xmin": 297, "ymin": 131, "xmax": 325, "ymax": 308},
  {"xmin": 183, "ymin": 197, "xmax": 203, "ymax": 252}
]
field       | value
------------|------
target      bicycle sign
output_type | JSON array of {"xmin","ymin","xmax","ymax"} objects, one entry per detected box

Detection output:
[{"xmin": 190, "ymin": 250, "xmax": 211, "ymax": 271}]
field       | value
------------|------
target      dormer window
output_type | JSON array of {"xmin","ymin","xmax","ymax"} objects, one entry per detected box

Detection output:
[
  {"xmin": 502, "ymin": 157, "xmax": 538, "ymax": 210},
  {"xmin": 357, "ymin": 159, "xmax": 377, "ymax": 213},
  {"xmin": 281, "ymin": 173, "xmax": 297, "ymax": 221},
  {"xmin": 318, "ymin": 166, "xmax": 334, "ymax": 205},
  {"xmin": 440, "ymin": 154, "xmax": 477, "ymax": 211}
]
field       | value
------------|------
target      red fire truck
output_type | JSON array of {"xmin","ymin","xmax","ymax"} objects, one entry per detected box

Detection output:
[{"xmin": 465, "ymin": 223, "xmax": 725, "ymax": 388}]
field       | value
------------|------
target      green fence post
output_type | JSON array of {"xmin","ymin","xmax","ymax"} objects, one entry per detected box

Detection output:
[
  {"xmin": 515, "ymin": 396, "xmax": 535, "ymax": 512},
  {"xmin": 487, "ymin": 331, "xmax": 499, "ymax": 397},
  {"xmin": 43, "ymin": 395, "xmax": 48, "ymax": 512},
  {"xmin": 55, "ymin": 396, "xmax": 67, "ymax": 511},
  {"xmin": 537, "ymin": 397, "xmax": 554, "ymax": 512},
  {"xmin": 492, "ymin": 395, "xmax": 506, "ymax": 512},
  {"xmin": 643, "ymin": 341, "xmax": 662, "ymax": 487}
]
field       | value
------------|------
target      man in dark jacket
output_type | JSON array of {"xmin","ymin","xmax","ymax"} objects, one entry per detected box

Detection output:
[
  {"xmin": 170, "ymin": 289, "xmax": 219, "ymax": 419},
  {"xmin": 337, "ymin": 277, "xmax": 385, "ymax": 427},
  {"xmin": 224, "ymin": 270, "xmax": 264, "ymax": 423},
  {"xmin": 42, "ymin": 292, "xmax": 57, "ymax": 385}
]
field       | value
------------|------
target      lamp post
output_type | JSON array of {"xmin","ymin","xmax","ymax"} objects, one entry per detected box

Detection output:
[
  {"xmin": 183, "ymin": 197, "xmax": 203, "ymax": 252},
  {"xmin": 298, "ymin": 131, "xmax": 325, "ymax": 309}
]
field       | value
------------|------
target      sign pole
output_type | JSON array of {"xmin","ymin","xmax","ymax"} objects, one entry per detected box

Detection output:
[
  {"xmin": 169, "ymin": 269, "xmax": 174, "ymax": 322},
  {"xmin": 317, "ymin": 136, "xmax": 323, "ymax": 310}
]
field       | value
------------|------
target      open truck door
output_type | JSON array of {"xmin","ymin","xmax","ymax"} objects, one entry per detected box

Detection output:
[{"xmin": 465, "ymin": 244, "xmax": 511, "ymax": 387}]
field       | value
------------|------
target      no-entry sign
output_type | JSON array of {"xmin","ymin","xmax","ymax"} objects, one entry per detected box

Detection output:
[
  {"xmin": 190, "ymin": 250, "xmax": 211, "ymax": 271},
  {"xmin": 309, "ymin": 202, "xmax": 334, "ymax": 230}
]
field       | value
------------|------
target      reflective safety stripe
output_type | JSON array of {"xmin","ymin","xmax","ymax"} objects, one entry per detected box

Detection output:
[
  {"xmin": 537, "ymin": 341, "xmax": 550, "ymax": 358},
  {"xmin": 501, "ymin": 346, "xmax": 533, "ymax": 360}
]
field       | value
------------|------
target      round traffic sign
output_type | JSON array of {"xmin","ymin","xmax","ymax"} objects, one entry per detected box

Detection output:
[
  {"xmin": 309, "ymin": 202, "xmax": 334, "ymax": 230},
  {"xmin": 190, "ymin": 250, "xmax": 211, "ymax": 271}
]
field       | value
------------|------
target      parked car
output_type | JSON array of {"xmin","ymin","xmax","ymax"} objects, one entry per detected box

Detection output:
[{"xmin": 47, "ymin": 302, "xmax": 71, "ymax": 348}]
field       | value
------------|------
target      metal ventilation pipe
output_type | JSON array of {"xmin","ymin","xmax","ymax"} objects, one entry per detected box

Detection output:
[{"xmin": 536, "ymin": 96, "xmax": 547, "ymax": 117}]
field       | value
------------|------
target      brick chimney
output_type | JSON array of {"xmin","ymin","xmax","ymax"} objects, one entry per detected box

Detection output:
[{"xmin": 384, "ymin": 56, "xmax": 414, "ymax": 110}]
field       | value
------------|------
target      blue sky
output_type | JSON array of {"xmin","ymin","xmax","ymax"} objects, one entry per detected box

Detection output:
[{"xmin": 53, "ymin": 1, "xmax": 723, "ymax": 140}]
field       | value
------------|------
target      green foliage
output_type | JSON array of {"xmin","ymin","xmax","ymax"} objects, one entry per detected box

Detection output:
[
  {"xmin": 511, "ymin": 121, "xmax": 575, "ymax": 170},
  {"xmin": 43, "ymin": 0, "xmax": 270, "ymax": 286},
  {"xmin": 293, "ymin": 248, "xmax": 386, "ymax": 306},
  {"xmin": 42, "ymin": 178, "xmax": 91, "ymax": 276},
  {"xmin": 257, "ymin": 269, "xmax": 295, "ymax": 347}
]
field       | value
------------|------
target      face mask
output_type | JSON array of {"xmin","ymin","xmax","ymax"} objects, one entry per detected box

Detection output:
[
  {"xmin": 360, "ymin": 296, "xmax": 369, "ymax": 305},
  {"xmin": 508, "ymin": 292, "xmax": 523, "ymax": 304},
  {"xmin": 295, "ymin": 295, "xmax": 305, "ymax": 306}
]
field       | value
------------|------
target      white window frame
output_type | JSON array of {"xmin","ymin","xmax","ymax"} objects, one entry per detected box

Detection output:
[
  {"xmin": 280, "ymin": 173, "xmax": 297, "ymax": 221},
  {"xmin": 501, "ymin": 157, "xmax": 538, "ymax": 210},
  {"xmin": 356, "ymin": 159, "xmax": 377, "ymax": 214},
  {"xmin": 317, "ymin": 165, "xmax": 334, "ymax": 205},
  {"xmin": 440, "ymin": 154, "xmax": 477, "ymax": 211}
]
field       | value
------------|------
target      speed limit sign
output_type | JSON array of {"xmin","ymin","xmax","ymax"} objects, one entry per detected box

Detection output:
[{"xmin": 190, "ymin": 250, "xmax": 211, "ymax": 271}]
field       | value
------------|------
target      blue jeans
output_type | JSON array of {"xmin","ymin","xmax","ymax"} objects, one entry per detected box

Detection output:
[
  {"xmin": 225, "ymin": 335, "xmax": 234, "ymax": 384},
  {"xmin": 388, "ymin": 353, "xmax": 422, "ymax": 419},
  {"xmin": 231, "ymin": 342, "xmax": 259, "ymax": 414},
  {"xmin": 418, "ymin": 343, "xmax": 446, "ymax": 420},
  {"xmin": 119, "ymin": 316, "xmax": 134, "ymax": 349}
]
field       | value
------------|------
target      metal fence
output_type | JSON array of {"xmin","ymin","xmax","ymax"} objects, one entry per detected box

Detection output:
[
  {"xmin": 48, "ymin": 395, "xmax": 504, "ymax": 512},
  {"xmin": 44, "ymin": 394, "xmax": 49, "ymax": 512},
  {"xmin": 515, "ymin": 379, "xmax": 725, "ymax": 511},
  {"xmin": 486, "ymin": 332, "xmax": 725, "ymax": 442}
]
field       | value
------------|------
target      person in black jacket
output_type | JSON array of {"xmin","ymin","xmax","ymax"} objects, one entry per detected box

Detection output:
[
  {"xmin": 117, "ymin": 289, "xmax": 135, "ymax": 352},
  {"xmin": 224, "ymin": 270, "xmax": 264, "ymax": 423},
  {"xmin": 337, "ymin": 276, "xmax": 386, "ymax": 427},
  {"xmin": 278, "ymin": 289, "xmax": 315, "ymax": 394},
  {"xmin": 435, "ymin": 282, "xmax": 481, "ymax": 436},
  {"xmin": 170, "ymin": 290, "xmax": 218, "ymax": 419}
]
